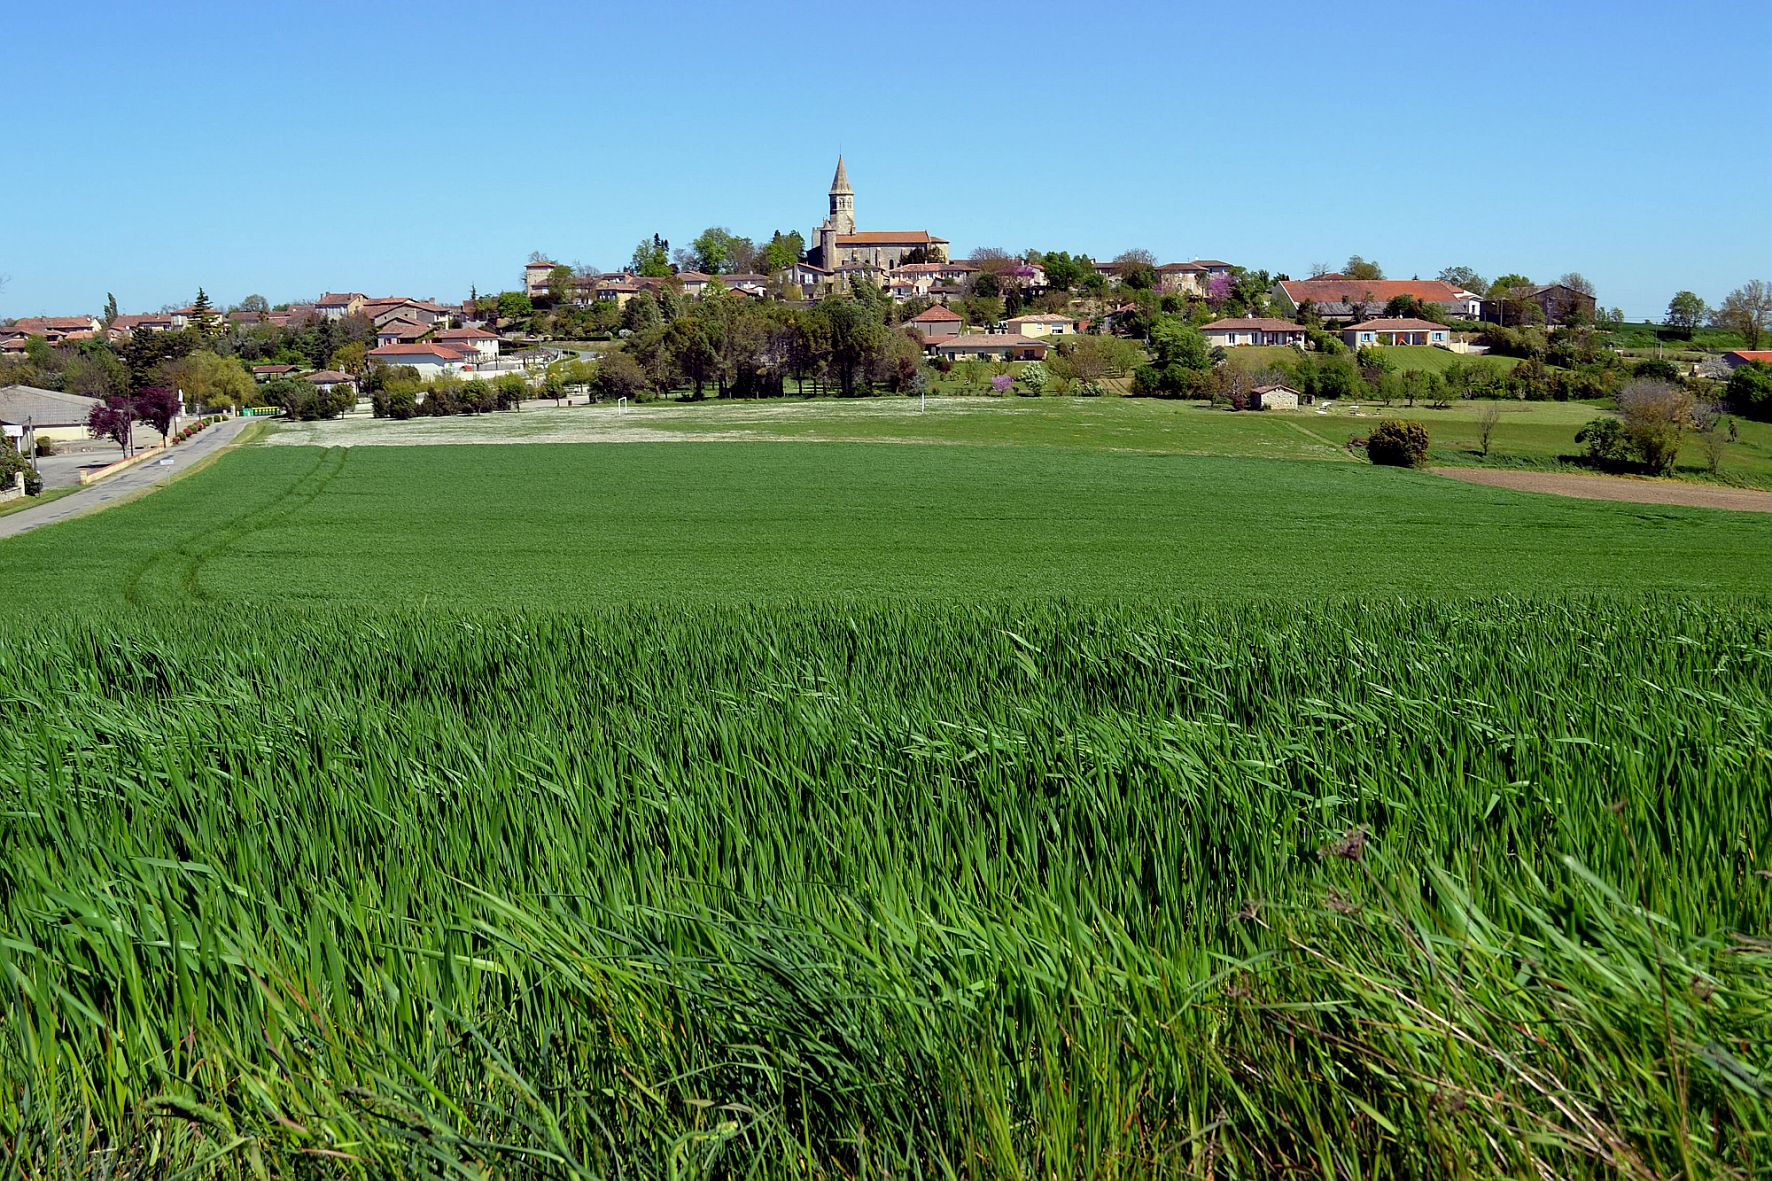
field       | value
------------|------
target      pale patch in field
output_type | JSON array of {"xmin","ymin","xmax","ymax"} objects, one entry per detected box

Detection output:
[{"xmin": 263, "ymin": 400, "xmax": 1026, "ymax": 448}]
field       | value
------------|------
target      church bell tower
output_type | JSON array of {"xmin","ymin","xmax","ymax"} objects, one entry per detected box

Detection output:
[{"xmin": 828, "ymin": 155, "xmax": 855, "ymax": 235}]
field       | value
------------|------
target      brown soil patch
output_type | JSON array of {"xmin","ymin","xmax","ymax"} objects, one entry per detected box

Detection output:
[{"xmin": 1431, "ymin": 467, "xmax": 1772, "ymax": 514}]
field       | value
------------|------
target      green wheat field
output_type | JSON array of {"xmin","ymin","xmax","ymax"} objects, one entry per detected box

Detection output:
[{"xmin": 2, "ymin": 438, "xmax": 1769, "ymax": 1178}]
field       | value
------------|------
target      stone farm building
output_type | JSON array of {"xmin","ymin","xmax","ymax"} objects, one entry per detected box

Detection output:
[{"xmin": 1272, "ymin": 278, "xmax": 1480, "ymax": 323}]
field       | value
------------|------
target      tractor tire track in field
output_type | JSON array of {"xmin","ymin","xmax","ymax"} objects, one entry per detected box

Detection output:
[{"xmin": 122, "ymin": 448, "xmax": 350, "ymax": 608}]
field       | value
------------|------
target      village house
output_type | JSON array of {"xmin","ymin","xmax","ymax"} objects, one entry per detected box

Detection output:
[
  {"xmin": 524, "ymin": 260, "xmax": 560, "ymax": 299},
  {"xmin": 3, "ymin": 316, "xmax": 102, "ymax": 345},
  {"xmin": 251, "ymin": 364, "xmax": 300, "ymax": 381},
  {"xmin": 316, "ymin": 293, "xmax": 367, "ymax": 321},
  {"xmin": 375, "ymin": 319, "xmax": 429, "ymax": 347},
  {"xmin": 366, "ymin": 341, "xmax": 475, "ymax": 379},
  {"xmin": 929, "ymin": 334, "xmax": 1050, "ymax": 363},
  {"xmin": 906, "ymin": 305, "xmax": 963, "ymax": 340},
  {"xmin": 107, "ymin": 313, "xmax": 174, "ymax": 340},
  {"xmin": 304, "ymin": 370, "xmax": 357, "ymax": 395},
  {"xmin": 432, "ymin": 327, "xmax": 500, "ymax": 363},
  {"xmin": 1273, "ymin": 278, "xmax": 1479, "ymax": 323},
  {"xmin": 1341, "ymin": 318, "xmax": 1451, "ymax": 348},
  {"xmin": 1199, "ymin": 317, "xmax": 1307, "ymax": 348},
  {"xmin": 1003, "ymin": 313, "xmax": 1077, "ymax": 338}
]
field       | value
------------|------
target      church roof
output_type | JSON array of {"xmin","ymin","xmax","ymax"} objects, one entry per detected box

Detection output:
[
  {"xmin": 836, "ymin": 231, "xmax": 944, "ymax": 245},
  {"xmin": 830, "ymin": 155, "xmax": 852, "ymax": 195}
]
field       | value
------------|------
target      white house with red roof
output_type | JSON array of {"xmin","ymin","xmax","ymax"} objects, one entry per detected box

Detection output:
[
  {"xmin": 1340, "ymin": 318, "xmax": 1452, "ymax": 348},
  {"xmin": 1003, "ymin": 313, "xmax": 1077, "ymax": 338},
  {"xmin": 432, "ymin": 327, "xmax": 500, "ymax": 363},
  {"xmin": 366, "ymin": 341, "xmax": 475, "ymax": 378},
  {"xmin": 1200, "ymin": 317, "xmax": 1307, "ymax": 348}
]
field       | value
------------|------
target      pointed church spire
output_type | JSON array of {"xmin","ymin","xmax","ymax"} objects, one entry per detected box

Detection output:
[{"xmin": 830, "ymin": 154, "xmax": 852, "ymax": 195}]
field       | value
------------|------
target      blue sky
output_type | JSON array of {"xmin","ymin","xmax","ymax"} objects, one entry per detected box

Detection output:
[{"xmin": 5, "ymin": 0, "xmax": 1768, "ymax": 320}]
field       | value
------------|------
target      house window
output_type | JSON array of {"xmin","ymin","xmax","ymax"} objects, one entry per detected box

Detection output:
[{"xmin": 1360, "ymin": 333, "xmax": 1372, "ymax": 342}]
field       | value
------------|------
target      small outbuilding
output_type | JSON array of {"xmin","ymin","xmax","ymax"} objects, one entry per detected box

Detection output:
[{"xmin": 1252, "ymin": 383, "xmax": 1303, "ymax": 410}]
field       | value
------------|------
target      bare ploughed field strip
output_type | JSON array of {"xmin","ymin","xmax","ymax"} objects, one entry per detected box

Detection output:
[{"xmin": 1432, "ymin": 466, "xmax": 1772, "ymax": 514}]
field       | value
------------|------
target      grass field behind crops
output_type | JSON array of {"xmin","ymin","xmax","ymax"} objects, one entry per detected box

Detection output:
[
  {"xmin": 271, "ymin": 396, "xmax": 1772, "ymax": 487},
  {"xmin": 0, "ymin": 440, "xmax": 1769, "ymax": 613},
  {"xmin": 2, "ymin": 603, "xmax": 1769, "ymax": 1178}
]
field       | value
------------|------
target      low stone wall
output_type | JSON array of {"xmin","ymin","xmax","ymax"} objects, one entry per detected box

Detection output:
[
  {"xmin": 77, "ymin": 442, "xmax": 169, "ymax": 486},
  {"xmin": 0, "ymin": 473, "xmax": 24, "ymax": 504}
]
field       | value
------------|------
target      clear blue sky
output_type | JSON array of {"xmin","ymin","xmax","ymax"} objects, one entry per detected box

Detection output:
[{"xmin": 5, "ymin": 0, "xmax": 1768, "ymax": 321}]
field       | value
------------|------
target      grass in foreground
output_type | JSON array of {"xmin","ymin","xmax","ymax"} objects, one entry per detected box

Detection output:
[
  {"xmin": 1, "ymin": 603, "xmax": 1768, "ymax": 1177},
  {"xmin": 0, "ymin": 441, "xmax": 1767, "ymax": 612}
]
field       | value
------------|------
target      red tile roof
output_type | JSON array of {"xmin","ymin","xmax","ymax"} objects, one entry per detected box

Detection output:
[
  {"xmin": 934, "ymin": 334, "xmax": 1050, "ymax": 350},
  {"xmin": 434, "ymin": 327, "xmax": 496, "ymax": 340},
  {"xmin": 1343, "ymin": 318, "xmax": 1446, "ymax": 332},
  {"xmin": 304, "ymin": 370, "xmax": 354, "ymax": 384},
  {"xmin": 1201, "ymin": 317, "xmax": 1303, "ymax": 332},
  {"xmin": 1727, "ymin": 351, "xmax": 1772, "ymax": 364},
  {"xmin": 836, "ymin": 231, "xmax": 943, "ymax": 245},
  {"xmin": 909, "ymin": 306, "xmax": 962, "ymax": 322},
  {"xmin": 1280, "ymin": 279, "xmax": 1464, "ymax": 305},
  {"xmin": 368, "ymin": 342, "xmax": 471, "ymax": 360}
]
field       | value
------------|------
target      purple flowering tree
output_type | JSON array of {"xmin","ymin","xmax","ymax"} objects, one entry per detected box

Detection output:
[{"xmin": 1207, "ymin": 271, "xmax": 1235, "ymax": 306}]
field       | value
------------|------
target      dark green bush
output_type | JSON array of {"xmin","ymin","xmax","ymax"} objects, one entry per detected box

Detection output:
[{"xmin": 1366, "ymin": 418, "xmax": 1430, "ymax": 468}]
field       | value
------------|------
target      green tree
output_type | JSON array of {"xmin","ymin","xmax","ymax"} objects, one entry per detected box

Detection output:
[
  {"xmin": 188, "ymin": 288, "xmax": 219, "ymax": 338},
  {"xmin": 1039, "ymin": 251, "xmax": 1090, "ymax": 293},
  {"xmin": 1713, "ymin": 280, "xmax": 1771, "ymax": 349},
  {"xmin": 158, "ymin": 350, "xmax": 253, "ymax": 413},
  {"xmin": 592, "ymin": 350, "xmax": 648, "ymax": 401},
  {"xmin": 1343, "ymin": 256, "xmax": 1384, "ymax": 281},
  {"xmin": 1365, "ymin": 418, "xmax": 1430, "ymax": 467},
  {"xmin": 1487, "ymin": 274, "xmax": 1532, "ymax": 297},
  {"xmin": 1616, "ymin": 379, "xmax": 1693, "ymax": 474},
  {"xmin": 238, "ymin": 294, "xmax": 270, "ymax": 314},
  {"xmin": 630, "ymin": 234, "xmax": 673, "ymax": 277},
  {"xmin": 331, "ymin": 342, "xmax": 369, "ymax": 377},
  {"xmin": 102, "ymin": 292, "xmax": 119, "ymax": 326},
  {"xmin": 1663, "ymin": 291, "xmax": 1708, "ymax": 338},
  {"xmin": 496, "ymin": 292, "xmax": 534, "ymax": 321},
  {"xmin": 63, "ymin": 347, "xmax": 130, "ymax": 399},
  {"xmin": 1114, "ymin": 249, "xmax": 1158, "ymax": 290},
  {"xmin": 1149, "ymin": 315, "xmax": 1210, "ymax": 371},
  {"xmin": 1725, "ymin": 361, "xmax": 1772, "ymax": 421},
  {"xmin": 1436, "ymin": 266, "xmax": 1486, "ymax": 294},
  {"xmin": 689, "ymin": 227, "xmax": 752, "ymax": 275},
  {"xmin": 759, "ymin": 230, "xmax": 806, "ymax": 274},
  {"xmin": 546, "ymin": 265, "xmax": 574, "ymax": 306}
]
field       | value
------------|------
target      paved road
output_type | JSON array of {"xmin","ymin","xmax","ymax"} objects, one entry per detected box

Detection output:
[{"xmin": 0, "ymin": 416, "xmax": 258, "ymax": 541}]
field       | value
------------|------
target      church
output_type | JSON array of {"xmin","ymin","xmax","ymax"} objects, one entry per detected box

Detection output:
[{"xmin": 809, "ymin": 156, "xmax": 948, "ymax": 271}]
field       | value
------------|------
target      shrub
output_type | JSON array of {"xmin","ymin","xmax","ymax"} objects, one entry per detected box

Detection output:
[
  {"xmin": 1615, "ymin": 379, "xmax": 1693, "ymax": 474},
  {"xmin": 0, "ymin": 445, "xmax": 43, "ymax": 496},
  {"xmin": 34, "ymin": 437, "xmax": 55, "ymax": 457},
  {"xmin": 1726, "ymin": 361, "xmax": 1772, "ymax": 421},
  {"xmin": 1365, "ymin": 419, "xmax": 1430, "ymax": 468},
  {"xmin": 1575, "ymin": 417, "xmax": 1629, "ymax": 465}
]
